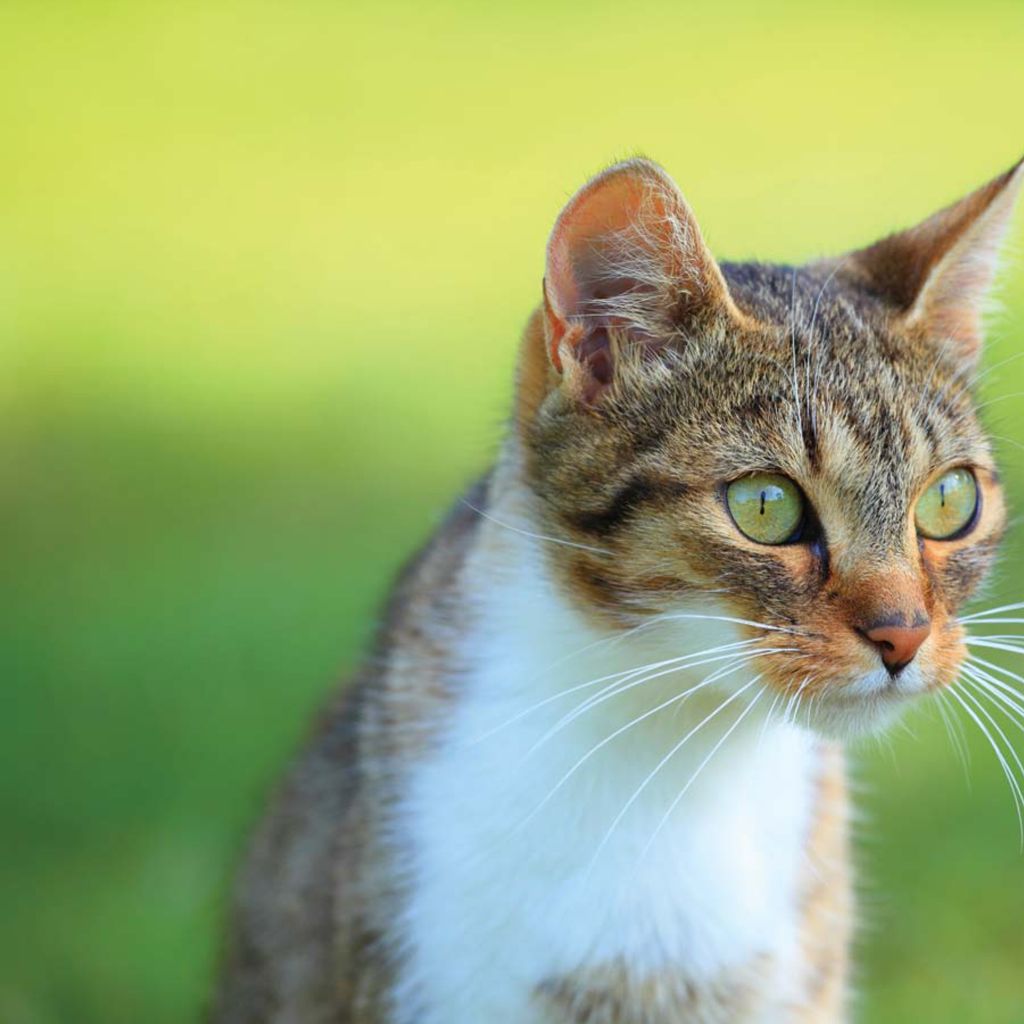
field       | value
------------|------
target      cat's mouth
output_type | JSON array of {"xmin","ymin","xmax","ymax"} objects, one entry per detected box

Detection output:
[
  {"xmin": 790, "ymin": 672, "xmax": 923, "ymax": 738},
  {"xmin": 837, "ymin": 662, "xmax": 927, "ymax": 699},
  {"xmin": 731, "ymin": 604, "xmax": 968, "ymax": 725},
  {"xmin": 748, "ymin": 630, "xmax": 964, "ymax": 739}
]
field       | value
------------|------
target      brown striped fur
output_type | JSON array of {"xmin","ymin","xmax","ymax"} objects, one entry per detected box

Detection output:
[
  {"xmin": 212, "ymin": 157, "xmax": 1022, "ymax": 1022},
  {"xmin": 533, "ymin": 956, "xmax": 773, "ymax": 1023}
]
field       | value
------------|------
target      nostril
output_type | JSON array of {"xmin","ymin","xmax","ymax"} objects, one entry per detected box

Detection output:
[{"xmin": 857, "ymin": 619, "xmax": 932, "ymax": 674}]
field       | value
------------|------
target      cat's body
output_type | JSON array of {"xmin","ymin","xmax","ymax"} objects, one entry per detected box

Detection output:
[{"xmin": 212, "ymin": 157, "xmax": 1022, "ymax": 1023}]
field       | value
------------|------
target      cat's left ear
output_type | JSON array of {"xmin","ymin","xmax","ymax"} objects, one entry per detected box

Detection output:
[{"xmin": 849, "ymin": 157, "xmax": 1024, "ymax": 363}]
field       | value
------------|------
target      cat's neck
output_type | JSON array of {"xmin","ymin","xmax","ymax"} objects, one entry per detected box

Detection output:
[{"xmin": 395, "ymin": 480, "xmax": 822, "ymax": 1001}]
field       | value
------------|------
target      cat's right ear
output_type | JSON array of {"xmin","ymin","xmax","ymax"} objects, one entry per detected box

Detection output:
[
  {"xmin": 538, "ymin": 159, "xmax": 745, "ymax": 404},
  {"xmin": 848, "ymin": 157, "xmax": 1024, "ymax": 365}
]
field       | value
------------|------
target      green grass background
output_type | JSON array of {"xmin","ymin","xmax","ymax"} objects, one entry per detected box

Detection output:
[{"xmin": 3, "ymin": 1, "xmax": 1024, "ymax": 1020}]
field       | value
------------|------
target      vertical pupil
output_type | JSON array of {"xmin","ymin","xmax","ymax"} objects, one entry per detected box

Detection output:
[
  {"xmin": 939, "ymin": 482, "xmax": 946, "ymax": 508},
  {"xmin": 759, "ymin": 491, "xmax": 766, "ymax": 516}
]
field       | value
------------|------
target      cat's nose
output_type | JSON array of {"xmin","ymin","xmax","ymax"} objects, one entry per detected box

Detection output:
[{"xmin": 858, "ymin": 618, "xmax": 931, "ymax": 675}]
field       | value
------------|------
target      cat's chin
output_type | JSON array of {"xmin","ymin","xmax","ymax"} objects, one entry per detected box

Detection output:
[
  {"xmin": 801, "ymin": 696, "xmax": 909, "ymax": 741},
  {"xmin": 793, "ymin": 668, "xmax": 926, "ymax": 740}
]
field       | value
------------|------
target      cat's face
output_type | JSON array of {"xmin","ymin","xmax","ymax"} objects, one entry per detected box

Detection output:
[{"xmin": 519, "ymin": 159, "xmax": 1021, "ymax": 736}]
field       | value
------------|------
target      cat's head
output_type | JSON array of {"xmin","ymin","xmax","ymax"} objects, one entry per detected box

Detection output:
[{"xmin": 516, "ymin": 157, "xmax": 1023, "ymax": 736}]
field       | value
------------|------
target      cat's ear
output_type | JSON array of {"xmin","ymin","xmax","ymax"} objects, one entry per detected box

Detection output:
[
  {"xmin": 542, "ymin": 159, "xmax": 744, "ymax": 402},
  {"xmin": 849, "ymin": 157, "xmax": 1024, "ymax": 362}
]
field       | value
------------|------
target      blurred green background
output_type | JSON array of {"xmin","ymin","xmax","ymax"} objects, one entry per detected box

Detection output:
[{"xmin": 3, "ymin": 1, "xmax": 1024, "ymax": 1021}]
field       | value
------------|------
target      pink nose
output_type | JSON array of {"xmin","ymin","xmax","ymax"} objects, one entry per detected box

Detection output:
[{"xmin": 860, "ymin": 620, "xmax": 931, "ymax": 674}]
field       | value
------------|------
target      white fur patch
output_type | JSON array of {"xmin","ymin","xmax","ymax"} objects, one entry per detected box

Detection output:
[{"xmin": 391, "ymin": 531, "xmax": 820, "ymax": 1023}]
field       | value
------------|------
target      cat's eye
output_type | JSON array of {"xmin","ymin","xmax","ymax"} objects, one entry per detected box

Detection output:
[
  {"xmin": 726, "ymin": 473, "xmax": 805, "ymax": 545},
  {"xmin": 915, "ymin": 467, "xmax": 978, "ymax": 540}
]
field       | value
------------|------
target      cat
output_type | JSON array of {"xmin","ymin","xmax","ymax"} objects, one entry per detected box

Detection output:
[{"xmin": 211, "ymin": 154, "xmax": 1023, "ymax": 1023}]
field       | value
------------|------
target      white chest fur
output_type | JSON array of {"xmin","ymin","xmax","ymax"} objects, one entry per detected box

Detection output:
[{"xmin": 392, "ymin": 537, "xmax": 820, "ymax": 1023}]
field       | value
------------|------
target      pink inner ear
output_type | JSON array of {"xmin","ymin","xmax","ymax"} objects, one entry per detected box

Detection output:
[
  {"xmin": 543, "ymin": 269, "xmax": 655, "ymax": 386},
  {"xmin": 544, "ymin": 165, "xmax": 681, "ymax": 384},
  {"xmin": 546, "ymin": 173, "xmax": 673, "ymax": 325}
]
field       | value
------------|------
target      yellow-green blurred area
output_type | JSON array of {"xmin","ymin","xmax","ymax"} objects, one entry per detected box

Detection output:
[{"xmin": 3, "ymin": 1, "xmax": 1024, "ymax": 1020}]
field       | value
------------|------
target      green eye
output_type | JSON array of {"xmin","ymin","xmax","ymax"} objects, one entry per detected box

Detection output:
[
  {"xmin": 915, "ymin": 468, "xmax": 978, "ymax": 540},
  {"xmin": 726, "ymin": 473, "xmax": 805, "ymax": 545}
]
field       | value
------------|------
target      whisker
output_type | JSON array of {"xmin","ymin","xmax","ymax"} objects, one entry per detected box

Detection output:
[
  {"xmin": 639, "ymin": 685, "xmax": 766, "ymax": 863},
  {"xmin": 631, "ymin": 612, "xmax": 807, "ymax": 636},
  {"xmin": 528, "ymin": 645, "xmax": 797, "ymax": 760},
  {"xmin": 532, "ymin": 643, "xmax": 802, "ymax": 765},
  {"xmin": 460, "ymin": 499, "xmax": 612, "ymax": 557},
  {"xmin": 962, "ymin": 669, "xmax": 1024, "ymax": 735},
  {"xmin": 474, "ymin": 611, "xmax": 809, "ymax": 744},
  {"xmin": 781, "ymin": 675, "xmax": 811, "ymax": 727},
  {"xmin": 801, "ymin": 687, "xmax": 821, "ymax": 731},
  {"xmin": 973, "ymin": 390, "xmax": 1024, "ymax": 414},
  {"xmin": 959, "ymin": 602, "xmax": 1024, "ymax": 622},
  {"xmin": 517, "ymin": 656, "xmax": 758, "ymax": 828},
  {"xmin": 894, "ymin": 713, "xmax": 918, "ymax": 742},
  {"xmin": 758, "ymin": 689, "xmax": 785, "ymax": 750},
  {"xmin": 586, "ymin": 677, "xmax": 763, "ymax": 876},
  {"xmin": 959, "ymin": 679, "xmax": 1024, "ymax": 803},
  {"xmin": 989, "ymin": 433, "xmax": 1024, "ymax": 457},
  {"xmin": 934, "ymin": 687, "xmax": 972, "ymax": 780},
  {"xmin": 874, "ymin": 722, "xmax": 899, "ymax": 768},
  {"xmin": 947, "ymin": 684, "xmax": 1024, "ymax": 848},
  {"xmin": 964, "ymin": 664, "xmax": 1024, "ymax": 714},
  {"xmin": 964, "ymin": 638, "xmax": 1024, "ymax": 657},
  {"xmin": 963, "ymin": 623, "xmax": 1024, "ymax": 633},
  {"xmin": 966, "ymin": 653, "xmax": 1024, "ymax": 694},
  {"xmin": 795, "ymin": 676, "xmax": 815, "ymax": 726},
  {"xmin": 469, "ymin": 620, "xmax": 770, "ymax": 744},
  {"xmin": 972, "ymin": 347, "xmax": 1024, "ymax": 388}
]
